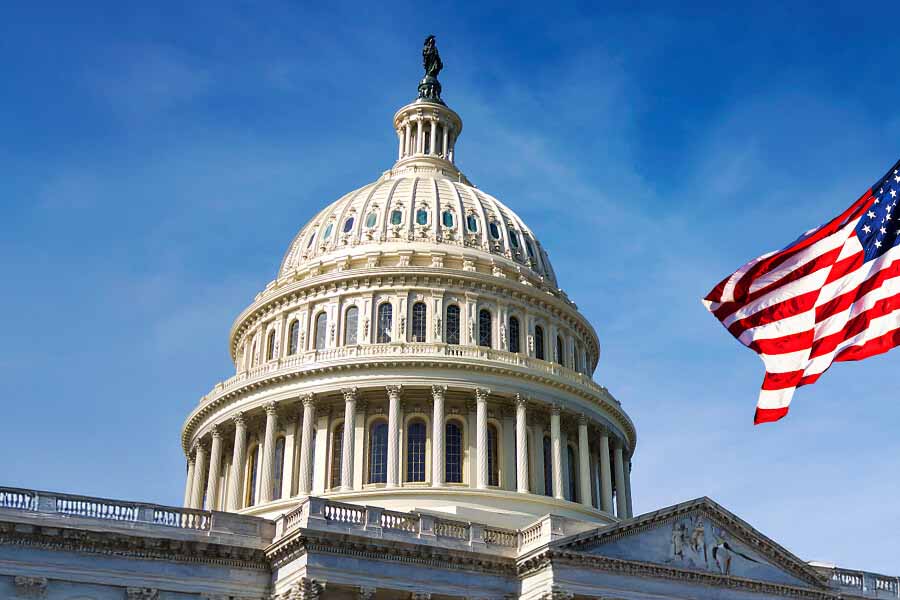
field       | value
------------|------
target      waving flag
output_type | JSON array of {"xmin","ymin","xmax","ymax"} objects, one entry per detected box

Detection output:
[{"xmin": 703, "ymin": 158, "xmax": 900, "ymax": 424}]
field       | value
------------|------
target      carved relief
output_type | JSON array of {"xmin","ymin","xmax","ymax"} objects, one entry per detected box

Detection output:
[
  {"xmin": 669, "ymin": 516, "xmax": 762, "ymax": 575},
  {"xmin": 14, "ymin": 577, "xmax": 48, "ymax": 598}
]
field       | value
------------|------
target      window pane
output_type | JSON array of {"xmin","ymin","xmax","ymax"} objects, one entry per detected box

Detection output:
[
  {"xmin": 508, "ymin": 317, "xmax": 520, "ymax": 353},
  {"xmin": 368, "ymin": 422, "xmax": 388, "ymax": 484},
  {"xmin": 289, "ymin": 321, "xmax": 299, "ymax": 354},
  {"xmin": 412, "ymin": 302, "xmax": 427, "ymax": 342},
  {"xmin": 330, "ymin": 427, "xmax": 343, "ymax": 489},
  {"xmin": 266, "ymin": 330, "xmax": 276, "ymax": 360},
  {"xmin": 445, "ymin": 305, "xmax": 460, "ymax": 345},
  {"xmin": 306, "ymin": 231, "xmax": 317, "ymax": 248},
  {"xmin": 323, "ymin": 223, "xmax": 334, "ymax": 240},
  {"xmin": 407, "ymin": 421, "xmax": 426, "ymax": 482},
  {"xmin": 273, "ymin": 437, "xmax": 285, "ymax": 500},
  {"xmin": 526, "ymin": 240, "xmax": 535, "ymax": 259},
  {"xmin": 345, "ymin": 307, "xmax": 358, "ymax": 345},
  {"xmin": 478, "ymin": 309, "xmax": 492, "ymax": 348},
  {"xmin": 442, "ymin": 211, "xmax": 454, "ymax": 228},
  {"xmin": 535, "ymin": 326, "xmax": 545, "ymax": 360},
  {"xmin": 365, "ymin": 212, "xmax": 377, "ymax": 228},
  {"xmin": 390, "ymin": 210, "xmax": 403, "ymax": 225},
  {"xmin": 315, "ymin": 313, "xmax": 328, "ymax": 350},
  {"xmin": 445, "ymin": 422, "xmax": 462, "ymax": 483},
  {"xmin": 487, "ymin": 425, "xmax": 499, "ymax": 486},
  {"xmin": 416, "ymin": 208, "xmax": 428, "ymax": 225},
  {"xmin": 466, "ymin": 214, "xmax": 478, "ymax": 232},
  {"xmin": 508, "ymin": 229, "xmax": 519, "ymax": 248},
  {"xmin": 247, "ymin": 447, "xmax": 259, "ymax": 506},
  {"xmin": 343, "ymin": 217, "xmax": 355, "ymax": 233},
  {"xmin": 543, "ymin": 437, "xmax": 552, "ymax": 497},
  {"xmin": 489, "ymin": 222, "xmax": 500, "ymax": 239},
  {"xmin": 556, "ymin": 336, "xmax": 565, "ymax": 366},
  {"xmin": 377, "ymin": 303, "xmax": 393, "ymax": 343}
]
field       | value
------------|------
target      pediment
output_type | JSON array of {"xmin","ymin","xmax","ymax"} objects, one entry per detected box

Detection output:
[{"xmin": 556, "ymin": 497, "xmax": 828, "ymax": 590}]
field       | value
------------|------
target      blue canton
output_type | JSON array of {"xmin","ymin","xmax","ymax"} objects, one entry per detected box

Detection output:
[{"xmin": 856, "ymin": 167, "xmax": 900, "ymax": 262}]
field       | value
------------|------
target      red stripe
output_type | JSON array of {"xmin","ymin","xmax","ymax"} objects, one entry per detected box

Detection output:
[
  {"xmin": 712, "ymin": 246, "xmax": 843, "ymax": 322},
  {"xmin": 761, "ymin": 370, "xmax": 804, "ymax": 390},
  {"xmin": 727, "ymin": 289, "xmax": 819, "ymax": 339},
  {"xmin": 749, "ymin": 330, "xmax": 814, "ymax": 355},
  {"xmin": 823, "ymin": 249, "xmax": 864, "ymax": 286},
  {"xmin": 754, "ymin": 406, "xmax": 789, "ymax": 425},
  {"xmin": 730, "ymin": 189, "xmax": 874, "ymax": 302},
  {"xmin": 815, "ymin": 258, "xmax": 900, "ymax": 323},
  {"xmin": 705, "ymin": 272, "xmax": 733, "ymax": 304},
  {"xmin": 834, "ymin": 325, "xmax": 900, "ymax": 362},
  {"xmin": 810, "ymin": 292, "xmax": 900, "ymax": 358}
]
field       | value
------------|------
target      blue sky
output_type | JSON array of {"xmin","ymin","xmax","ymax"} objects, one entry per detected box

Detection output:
[{"xmin": 2, "ymin": 1, "xmax": 898, "ymax": 573}]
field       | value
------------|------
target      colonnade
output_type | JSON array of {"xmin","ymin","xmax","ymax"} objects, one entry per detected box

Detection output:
[{"xmin": 184, "ymin": 386, "xmax": 634, "ymax": 519}]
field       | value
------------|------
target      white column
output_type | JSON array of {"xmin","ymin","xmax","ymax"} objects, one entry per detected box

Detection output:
[
  {"xmin": 386, "ymin": 385, "xmax": 402, "ymax": 487},
  {"xmin": 341, "ymin": 388, "xmax": 357, "ymax": 490},
  {"xmin": 442, "ymin": 125, "xmax": 449, "ymax": 158},
  {"xmin": 183, "ymin": 457, "xmax": 195, "ymax": 508},
  {"xmin": 416, "ymin": 119, "xmax": 424, "ymax": 154},
  {"xmin": 577, "ymin": 417, "xmax": 591, "ymax": 508},
  {"xmin": 298, "ymin": 394, "xmax": 316, "ymax": 495},
  {"xmin": 190, "ymin": 443, "xmax": 207, "ymax": 509},
  {"xmin": 281, "ymin": 416, "xmax": 298, "ymax": 499},
  {"xmin": 397, "ymin": 132, "xmax": 403, "ymax": 160},
  {"xmin": 227, "ymin": 413, "xmax": 247, "ymax": 511},
  {"xmin": 429, "ymin": 119, "xmax": 437, "ymax": 155},
  {"xmin": 476, "ymin": 388, "xmax": 489, "ymax": 489},
  {"xmin": 614, "ymin": 442, "xmax": 627, "ymax": 518},
  {"xmin": 550, "ymin": 406, "xmax": 563, "ymax": 500},
  {"xmin": 625, "ymin": 457, "xmax": 634, "ymax": 518},
  {"xmin": 431, "ymin": 385, "xmax": 446, "ymax": 487},
  {"xmin": 205, "ymin": 426, "xmax": 223, "ymax": 510},
  {"xmin": 404, "ymin": 123, "xmax": 411, "ymax": 157},
  {"xmin": 599, "ymin": 432, "xmax": 613, "ymax": 514},
  {"xmin": 515, "ymin": 396, "xmax": 529, "ymax": 493},
  {"xmin": 259, "ymin": 402, "xmax": 279, "ymax": 503}
]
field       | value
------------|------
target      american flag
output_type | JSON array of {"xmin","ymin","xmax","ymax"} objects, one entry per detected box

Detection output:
[{"xmin": 703, "ymin": 158, "xmax": 900, "ymax": 424}]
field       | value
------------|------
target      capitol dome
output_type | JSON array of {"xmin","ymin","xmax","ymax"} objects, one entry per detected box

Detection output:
[{"xmin": 180, "ymin": 50, "xmax": 636, "ymax": 530}]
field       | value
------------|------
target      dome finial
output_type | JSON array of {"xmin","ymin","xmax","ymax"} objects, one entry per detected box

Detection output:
[{"xmin": 417, "ymin": 35, "xmax": 444, "ymax": 104}]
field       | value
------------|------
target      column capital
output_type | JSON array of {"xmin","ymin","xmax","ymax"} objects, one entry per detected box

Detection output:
[
  {"xmin": 300, "ymin": 393, "xmax": 316, "ymax": 407},
  {"xmin": 578, "ymin": 414, "xmax": 588, "ymax": 426},
  {"xmin": 358, "ymin": 588, "xmax": 376, "ymax": 600},
  {"xmin": 341, "ymin": 387, "xmax": 359, "ymax": 402},
  {"xmin": 386, "ymin": 384, "xmax": 403, "ymax": 398},
  {"xmin": 430, "ymin": 384, "xmax": 447, "ymax": 399},
  {"xmin": 410, "ymin": 593, "xmax": 431, "ymax": 600},
  {"xmin": 264, "ymin": 401, "xmax": 278, "ymax": 416},
  {"xmin": 210, "ymin": 425, "xmax": 222, "ymax": 439},
  {"xmin": 515, "ymin": 393, "xmax": 528, "ymax": 408},
  {"xmin": 551, "ymin": 404, "xmax": 562, "ymax": 416},
  {"xmin": 232, "ymin": 411, "xmax": 246, "ymax": 427},
  {"xmin": 475, "ymin": 387, "xmax": 491, "ymax": 401}
]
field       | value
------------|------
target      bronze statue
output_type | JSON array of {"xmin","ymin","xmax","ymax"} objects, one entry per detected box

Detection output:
[
  {"xmin": 417, "ymin": 35, "xmax": 444, "ymax": 104},
  {"xmin": 423, "ymin": 35, "xmax": 443, "ymax": 78}
]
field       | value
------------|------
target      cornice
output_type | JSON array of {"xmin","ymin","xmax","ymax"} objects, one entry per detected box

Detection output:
[
  {"xmin": 267, "ymin": 528, "xmax": 515, "ymax": 576},
  {"xmin": 228, "ymin": 265, "xmax": 599, "ymax": 366},
  {"xmin": 180, "ymin": 354, "xmax": 636, "ymax": 456},
  {"xmin": 0, "ymin": 520, "xmax": 269, "ymax": 571},
  {"xmin": 519, "ymin": 549, "xmax": 839, "ymax": 600}
]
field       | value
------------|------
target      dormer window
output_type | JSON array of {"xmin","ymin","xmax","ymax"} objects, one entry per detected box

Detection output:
[
  {"xmin": 323, "ymin": 223, "xmax": 334, "ymax": 240},
  {"xmin": 466, "ymin": 214, "xmax": 479, "ymax": 233},
  {"xmin": 390, "ymin": 210, "xmax": 403, "ymax": 225},
  {"xmin": 343, "ymin": 216, "xmax": 355, "ymax": 233},
  {"xmin": 442, "ymin": 210, "xmax": 454, "ymax": 228},
  {"xmin": 365, "ymin": 212, "xmax": 378, "ymax": 228},
  {"xmin": 489, "ymin": 221, "xmax": 501, "ymax": 240},
  {"xmin": 508, "ymin": 228, "xmax": 520, "ymax": 249},
  {"xmin": 416, "ymin": 208, "xmax": 429, "ymax": 226},
  {"xmin": 306, "ymin": 230, "xmax": 317, "ymax": 248}
]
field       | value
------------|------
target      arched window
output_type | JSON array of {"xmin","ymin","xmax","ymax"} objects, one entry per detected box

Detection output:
[
  {"xmin": 246, "ymin": 445, "xmax": 259, "ymax": 506},
  {"xmin": 342, "ymin": 216, "xmax": 355, "ymax": 233},
  {"xmin": 508, "ymin": 228, "xmax": 520, "ymax": 249},
  {"xmin": 466, "ymin": 214, "xmax": 479, "ymax": 233},
  {"xmin": 442, "ymin": 211, "xmax": 454, "ymax": 228},
  {"xmin": 288, "ymin": 320, "xmax": 300, "ymax": 355},
  {"xmin": 406, "ymin": 420, "xmax": 426, "ymax": 482},
  {"xmin": 411, "ymin": 302, "xmax": 427, "ymax": 342},
  {"xmin": 314, "ymin": 313, "xmax": 328, "ymax": 350},
  {"xmin": 344, "ymin": 306, "xmax": 359, "ymax": 345},
  {"xmin": 543, "ymin": 436, "xmax": 553, "ymax": 497},
  {"xmin": 487, "ymin": 424, "xmax": 500, "ymax": 487},
  {"xmin": 478, "ymin": 309, "xmax": 492, "ymax": 348},
  {"xmin": 377, "ymin": 303, "xmax": 393, "ymax": 343},
  {"xmin": 368, "ymin": 421, "xmax": 388, "ymax": 484},
  {"xmin": 508, "ymin": 316, "xmax": 520, "ymax": 353},
  {"xmin": 272, "ymin": 437, "xmax": 286, "ymax": 500},
  {"xmin": 330, "ymin": 425, "xmax": 343, "ymax": 489},
  {"xmin": 266, "ymin": 330, "xmax": 276, "ymax": 361},
  {"xmin": 535, "ymin": 326, "xmax": 545, "ymax": 360},
  {"xmin": 390, "ymin": 209, "xmax": 403, "ymax": 225},
  {"xmin": 556, "ymin": 336, "xmax": 565, "ymax": 366},
  {"xmin": 416, "ymin": 208, "xmax": 429, "ymax": 225},
  {"xmin": 489, "ymin": 221, "xmax": 501, "ymax": 239},
  {"xmin": 445, "ymin": 421, "xmax": 463, "ymax": 483},
  {"xmin": 365, "ymin": 212, "xmax": 377, "ymax": 228},
  {"xmin": 445, "ymin": 305, "xmax": 460, "ymax": 345},
  {"xmin": 323, "ymin": 222, "xmax": 334, "ymax": 240},
  {"xmin": 567, "ymin": 445, "xmax": 578, "ymax": 502}
]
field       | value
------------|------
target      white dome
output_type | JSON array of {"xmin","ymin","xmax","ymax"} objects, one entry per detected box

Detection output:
[{"xmin": 278, "ymin": 169, "xmax": 558, "ymax": 288}]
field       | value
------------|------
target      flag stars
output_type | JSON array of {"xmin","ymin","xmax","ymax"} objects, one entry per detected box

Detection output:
[
  {"xmin": 875, "ymin": 240, "xmax": 883, "ymax": 248},
  {"xmin": 868, "ymin": 210, "xmax": 876, "ymax": 219},
  {"xmin": 881, "ymin": 227, "xmax": 888, "ymax": 235},
  {"xmin": 892, "ymin": 189, "xmax": 898, "ymax": 198},
  {"xmin": 863, "ymin": 224, "xmax": 872, "ymax": 233}
]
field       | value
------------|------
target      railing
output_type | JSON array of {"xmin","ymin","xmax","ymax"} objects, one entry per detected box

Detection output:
[
  {"xmin": 202, "ymin": 342, "xmax": 618, "ymax": 409},
  {"xmin": 484, "ymin": 526, "xmax": 517, "ymax": 547},
  {"xmin": 519, "ymin": 521, "xmax": 544, "ymax": 547},
  {"xmin": 433, "ymin": 517, "xmax": 469, "ymax": 540},
  {"xmin": 0, "ymin": 486, "xmax": 211, "ymax": 532},
  {"xmin": 322, "ymin": 499, "xmax": 365, "ymax": 525},
  {"xmin": 381, "ymin": 509, "xmax": 419, "ymax": 532},
  {"xmin": 823, "ymin": 566, "xmax": 900, "ymax": 598}
]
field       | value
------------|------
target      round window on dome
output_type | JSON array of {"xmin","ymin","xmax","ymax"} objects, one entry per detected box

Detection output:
[
  {"xmin": 343, "ymin": 216, "xmax": 355, "ymax": 233},
  {"xmin": 466, "ymin": 214, "xmax": 479, "ymax": 233},
  {"xmin": 416, "ymin": 208, "xmax": 429, "ymax": 226},
  {"xmin": 508, "ymin": 228, "xmax": 520, "ymax": 248},
  {"xmin": 489, "ymin": 221, "xmax": 501, "ymax": 240},
  {"xmin": 323, "ymin": 223, "xmax": 334, "ymax": 240},
  {"xmin": 390, "ymin": 210, "xmax": 403, "ymax": 225},
  {"xmin": 365, "ymin": 212, "xmax": 377, "ymax": 228},
  {"xmin": 442, "ymin": 210, "xmax": 454, "ymax": 228},
  {"xmin": 306, "ymin": 230, "xmax": 317, "ymax": 248}
]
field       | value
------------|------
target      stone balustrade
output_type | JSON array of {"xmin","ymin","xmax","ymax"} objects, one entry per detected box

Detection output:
[
  {"xmin": 201, "ymin": 342, "xmax": 620, "ymax": 409},
  {"xmin": 811, "ymin": 563, "xmax": 900, "ymax": 599},
  {"xmin": 0, "ymin": 486, "xmax": 273, "ymax": 546},
  {"xmin": 276, "ymin": 496, "xmax": 560, "ymax": 555}
]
